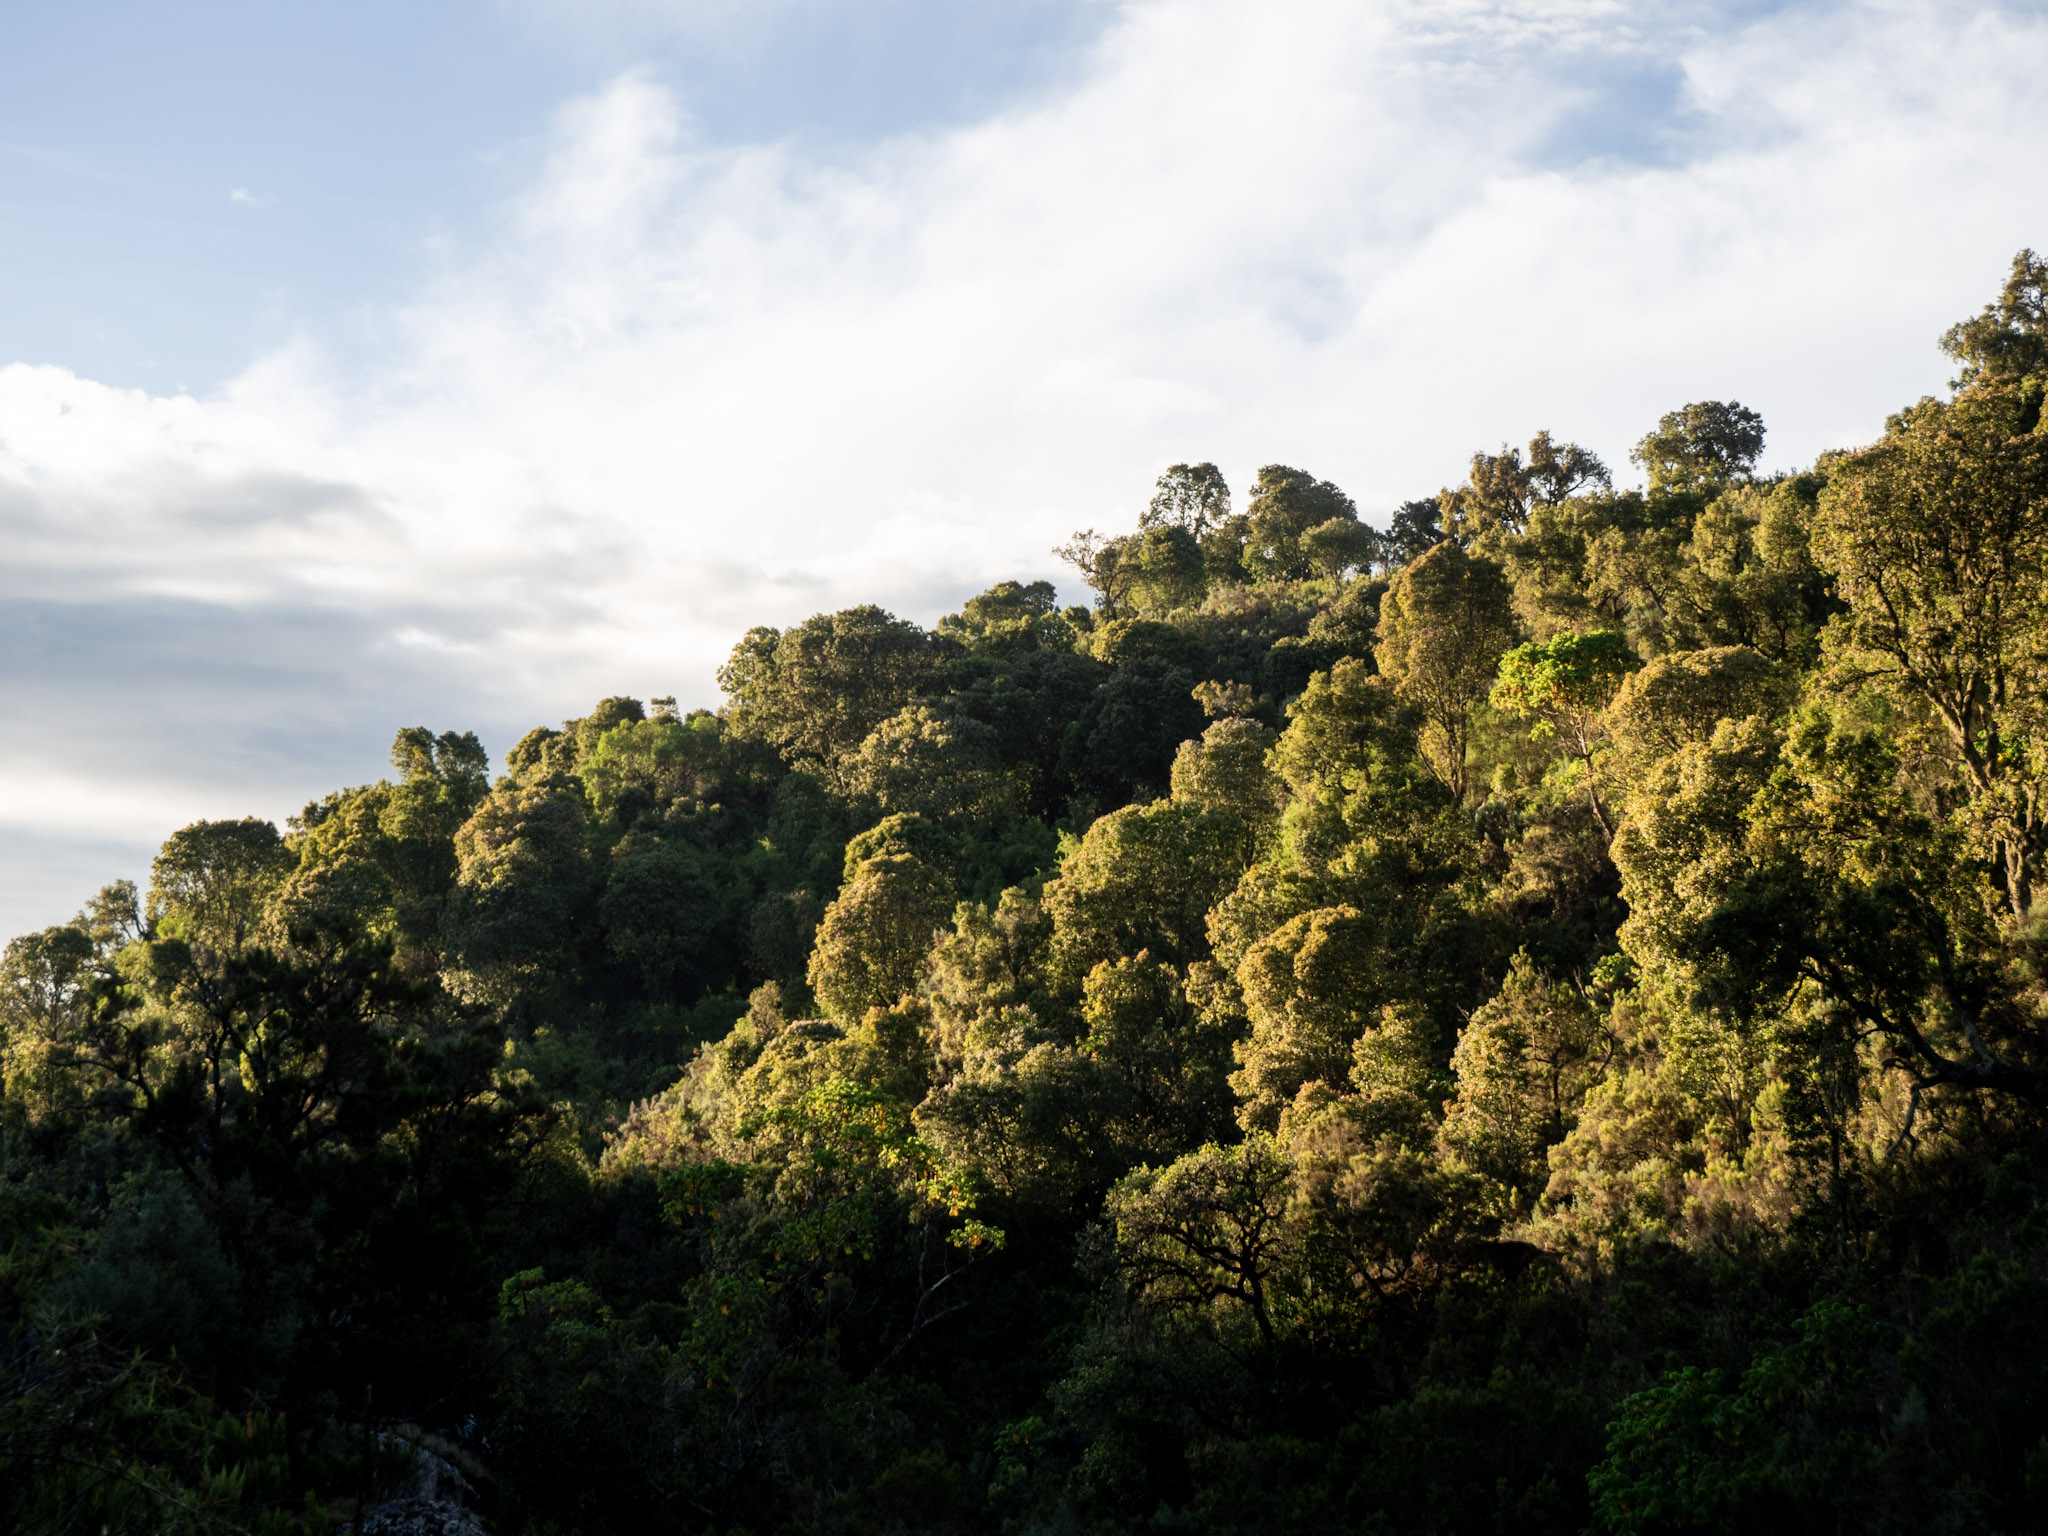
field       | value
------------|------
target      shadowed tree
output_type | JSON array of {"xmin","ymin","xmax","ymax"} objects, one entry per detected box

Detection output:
[
  {"xmin": 1383, "ymin": 497, "xmax": 1446, "ymax": 566},
  {"xmin": 1107, "ymin": 1134, "xmax": 1295, "ymax": 1349},
  {"xmin": 148, "ymin": 818, "xmax": 297, "ymax": 961}
]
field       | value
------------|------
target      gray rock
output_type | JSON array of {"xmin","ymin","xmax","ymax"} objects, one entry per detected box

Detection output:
[
  {"xmin": 378, "ymin": 1433, "xmax": 476, "ymax": 1506},
  {"xmin": 355, "ymin": 1495, "xmax": 489, "ymax": 1536}
]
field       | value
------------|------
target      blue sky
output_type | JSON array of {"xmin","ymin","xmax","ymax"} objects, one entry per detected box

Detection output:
[
  {"xmin": 0, "ymin": 1, "xmax": 1110, "ymax": 391},
  {"xmin": 3, "ymin": 0, "xmax": 2047, "ymax": 935}
]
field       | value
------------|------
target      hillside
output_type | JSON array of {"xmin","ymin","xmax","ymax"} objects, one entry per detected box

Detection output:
[{"xmin": 5, "ymin": 251, "xmax": 2048, "ymax": 1535}]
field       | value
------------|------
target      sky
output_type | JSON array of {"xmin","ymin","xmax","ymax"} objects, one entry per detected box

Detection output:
[{"xmin": 2, "ymin": 0, "xmax": 2046, "ymax": 936}]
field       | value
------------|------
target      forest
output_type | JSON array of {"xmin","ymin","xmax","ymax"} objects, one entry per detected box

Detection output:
[{"xmin": 5, "ymin": 252, "xmax": 2048, "ymax": 1535}]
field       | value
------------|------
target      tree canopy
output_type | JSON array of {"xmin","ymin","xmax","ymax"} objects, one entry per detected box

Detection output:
[{"xmin": 9, "ymin": 252, "xmax": 2048, "ymax": 1536}]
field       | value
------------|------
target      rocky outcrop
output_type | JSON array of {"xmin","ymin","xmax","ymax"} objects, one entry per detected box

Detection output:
[
  {"xmin": 346, "ymin": 1431, "xmax": 490, "ymax": 1535},
  {"xmin": 355, "ymin": 1496, "xmax": 488, "ymax": 1536}
]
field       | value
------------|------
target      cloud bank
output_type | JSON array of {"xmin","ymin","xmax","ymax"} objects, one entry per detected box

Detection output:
[{"xmin": 4, "ymin": 0, "xmax": 2046, "ymax": 932}]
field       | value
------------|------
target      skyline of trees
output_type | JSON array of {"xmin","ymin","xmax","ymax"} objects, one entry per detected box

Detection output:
[{"xmin": 4, "ymin": 249, "xmax": 2048, "ymax": 1535}]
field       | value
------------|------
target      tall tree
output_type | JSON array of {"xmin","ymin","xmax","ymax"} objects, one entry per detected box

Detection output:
[
  {"xmin": 1941, "ymin": 247, "xmax": 2048, "ymax": 388},
  {"xmin": 1240, "ymin": 465, "xmax": 1360, "ymax": 582},
  {"xmin": 718, "ymin": 606, "xmax": 946, "ymax": 780},
  {"xmin": 1375, "ymin": 542, "xmax": 1517, "ymax": 800},
  {"xmin": 1631, "ymin": 401, "xmax": 1766, "ymax": 496},
  {"xmin": 1142, "ymin": 462, "xmax": 1232, "ymax": 536},
  {"xmin": 1451, "ymin": 431, "xmax": 1610, "ymax": 543},
  {"xmin": 148, "ymin": 818, "xmax": 296, "ymax": 958},
  {"xmin": 1811, "ymin": 375, "xmax": 2048, "ymax": 913},
  {"xmin": 1491, "ymin": 629, "xmax": 1638, "ymax": 836}
]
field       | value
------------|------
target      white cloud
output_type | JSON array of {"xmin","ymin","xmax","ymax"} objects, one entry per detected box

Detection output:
[
  {"xmin": 4, "ymin": 0, "xmax": 2048, "ymax": 932},
  {"xmin": 228, "ymin": 186, "xmax": 276, "ymax": 207}
]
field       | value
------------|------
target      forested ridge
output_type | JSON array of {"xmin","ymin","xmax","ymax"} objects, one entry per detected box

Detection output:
[{"xmin": 7, "ymin": 253, "xmax": 2048, "ymax": 1535}]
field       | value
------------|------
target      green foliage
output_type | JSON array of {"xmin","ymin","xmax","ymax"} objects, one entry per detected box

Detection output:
[
  {"xmin": 599, "ymin": 832, "xmax": 718, "ymax": 999},
  {"xmin": 808, "ymin": 842, "xmax": 953, "ymax": 1023},
  {"xmin": 17, "ymin": 253, "xmax": 2048, "ymax": 1533},
  {"xmin": 936, "ymin": 578, "xmax": 1071, "ymax": 653},
  {"xmin": 0, "ymin": 1323, "xmax": 319, "ymax": 1535},
  {"xmin": 446, "ymin": 774, "xmax": 593, "ymax": 992},
  {"xmin": 717, "ymin": 604, "xmax": 946, "ymax": 779},
  {"xmin": 1631, "ymin": 400, "xmax": 1766, "ymax": 496},
  {"xmin": 149, "ymin": 818, "xmax": 295, "ymax": 955},
  {"xmin": 1444, "ymin": 430, "xmax": 1611, "ymax": 545},
  {"xmin": 1584, "ymin": 1296, "xmax": 2001, "ymax": 1534},
  {"xmin": 1042, "ymin": 799, "xmax": 1245, "ymax": 989},
  {"xmin": 1813, "ymin": 372, "xmax": 2048, "ymax": 914},
  {"xmin": 843, "ymin": 704, "xmax": 1019, "ymax": 849},
  {"xmin": 1493, "ymin": 628, "xmax": 1638, "ymax": 833},
  {"xmin": 1441, "ymin": 954, "xmax": 1612, "ymax": 1204},
  {"xmin": 1169, "ymin": 715, "xmax": 1280, "ymax": 856},
  {"xmin": 1232, "ymin": 907, "xmax": 1410, "ymax": 1129},
  {"xmin": 1606, "ymin": 644, "xmax": 1794, "ymax": 762},
  {"xmin": 1078, "ymin": 952, "xmax": 1237, "ymax": 1164},
  {"xmin": 1241, "ymin": 464, "xmax": 1363, "ymax": 582},
  {"xmin": 1143, "ymin": 461, "xmax": 1232, "ymax": 536},
  {"xmin": 1108, "ymin": 1134, "xmax": 1296, "ymax": 1346},
  {"xmin": 1492, "ymin": 629, "xmax": 1638, "ymax": 747},
  {"xmin": 1377, "ymin": 540, "xmax": 1519, "ymax": 799},
  {"xmin": 1941, "ymin": 245, "xmax": 2048, "ymax": 388}
]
